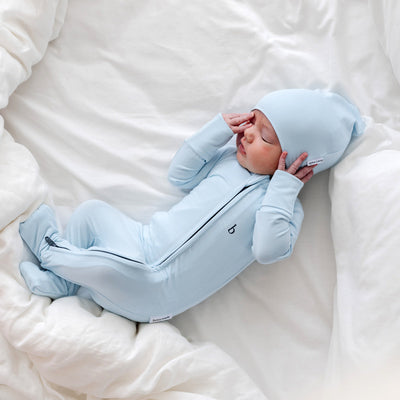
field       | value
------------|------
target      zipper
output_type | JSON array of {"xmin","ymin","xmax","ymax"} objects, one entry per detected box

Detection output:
[
  {"xmin": 87, "ymin": 248, "xmax": 144, "ymax": 264},
  {"xmin": 155, "ymin": 182, "xmax": 260, "ymax": 267},
  {"xmin": 45, "ymin": 175, "xmax": 266, "ymax": 268},
  {"xmin": 45, "ymin": 236, "xmax": 144, "ymax": 264},
  {"xmin": 45, "ymin": 236, "xmax": 70, "ymax": 251},
  {"xmin": 184, "ymin": 185, "xmax": 247, "ymax": 241}
]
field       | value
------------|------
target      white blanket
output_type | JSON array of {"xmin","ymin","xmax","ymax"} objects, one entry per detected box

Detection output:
[
  {"xmin": 1, "ymin": 0, "xmax": 400, "ymax": 399},
  {"xmin": 0, "ymin": 2, "xmax": 265, "ymax": 399}
]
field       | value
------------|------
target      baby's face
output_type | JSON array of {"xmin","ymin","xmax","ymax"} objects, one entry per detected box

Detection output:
[{"xmin": 236, "ymin": 110, "xmax": 282, "ymax": 175}]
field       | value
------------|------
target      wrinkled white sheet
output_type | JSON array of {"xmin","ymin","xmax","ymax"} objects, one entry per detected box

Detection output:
[
  {"xmin": 369, "ymin": 0, "xmax": 400, "ymax": 84},
  {"xmin": 1, "ymin": 0, "xmax": 400, "ymax": 399}
]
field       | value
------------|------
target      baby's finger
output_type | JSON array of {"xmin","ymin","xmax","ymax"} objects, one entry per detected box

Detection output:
[
  {"xmin": 287, "ymin": 152, "xmax": 308, "ymax": 174},
  {"xmin": 225, "ymin": 113, "xmax": 242, "ymax": 120},
  {"xmin": 298, "ymin": 168, "xmax": 314, "ymax": 184},
  {"xmin": 230, "ymin": 122, "xmax": 252, "ymax": 134},
  {"xmin": 278, "ymin": 151, "xmax": 287, "ymax": 170},
  {"xmin": 229, "ymin": 112, "xmax": 254, "ymax": 126},
  {"xmin": 295, "ymin": 164, "xmax": 315, "ymax": 180}
]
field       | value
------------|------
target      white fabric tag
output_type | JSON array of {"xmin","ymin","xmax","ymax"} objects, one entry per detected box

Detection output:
[
  {"xmin": 307, "ymin": 157, "xmax": 324, "ymax": 166},
  {"xmin": 149, "ymin": 315, "xmax": 173, "ymax": 323}
]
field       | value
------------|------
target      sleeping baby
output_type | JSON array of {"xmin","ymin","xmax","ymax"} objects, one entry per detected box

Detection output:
[{"xmin": 19, "ymin": 89, "xmax": 364, "ymax": 323}]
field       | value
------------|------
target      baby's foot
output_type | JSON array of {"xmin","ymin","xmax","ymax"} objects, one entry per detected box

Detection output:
[
  {"xmin": 19, "ymin": 204, "xmax": 77, "ymax": 262},
  {"xmin": 19, "ymin": 204, "xmax": 59, "ymax": 262},
  {"xmin": 20, "ymin": 261, "xmax": 79, "ymax": 298}
]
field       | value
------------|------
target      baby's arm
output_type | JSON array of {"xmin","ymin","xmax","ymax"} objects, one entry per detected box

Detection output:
[
  {"xmin": 168, "ymin": 114, "xmax": 248, "ymax": 190},
  {"xmin": 252, "ymin": 153, "xmax": 315, "ymax": 264}
]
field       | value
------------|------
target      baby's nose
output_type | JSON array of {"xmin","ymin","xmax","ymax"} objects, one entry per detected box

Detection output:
[{"xmin": 244, "ymin": 128, "xmax": 254, "ymax": 143}]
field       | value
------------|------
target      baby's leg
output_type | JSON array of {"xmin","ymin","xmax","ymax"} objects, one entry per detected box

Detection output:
[
  {"xmin": 65, "ymin": 199, "xmax": 145, "ymax": 261},
  {"xmin": 20, "ymin": 201, "xmax": 146, "ymax": 309}
]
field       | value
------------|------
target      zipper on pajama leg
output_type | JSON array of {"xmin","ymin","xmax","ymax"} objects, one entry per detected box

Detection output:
[
  {"xmin": 45, "ymin": 236, "xmax": 145, "ymax": 266},
  {"xmin": 45, "ymin": 236, "xmax": 71, "ymax": 251}
]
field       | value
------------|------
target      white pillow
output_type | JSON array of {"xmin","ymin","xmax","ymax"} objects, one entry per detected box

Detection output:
[{"xmin": 328, "ymin": 120, "xmax": 400, "ymax": 381}]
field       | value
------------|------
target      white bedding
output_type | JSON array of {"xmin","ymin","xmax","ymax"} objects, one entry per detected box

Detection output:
[{"xmin": 1, "ymin": 0, "xmax": 400, "ymax": 399}]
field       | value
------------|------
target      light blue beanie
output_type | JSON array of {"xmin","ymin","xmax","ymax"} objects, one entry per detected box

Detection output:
[{"xmin": 254, "ymin": 89, "xmax": 365, "ymax": 174}]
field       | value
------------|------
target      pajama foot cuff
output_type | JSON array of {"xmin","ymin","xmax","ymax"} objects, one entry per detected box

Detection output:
[
  {"xmin": 20, "ymin": 261, "xmax": 79, "ymax": 298},
  {"xmin": 19, "ymin": 204, "xmax": 60, "ymax": 262}
]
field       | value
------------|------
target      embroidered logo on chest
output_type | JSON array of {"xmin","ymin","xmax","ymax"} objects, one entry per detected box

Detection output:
[{"xmin": 228, "ymin": 224, "xmax": 237, "ymax": 234}]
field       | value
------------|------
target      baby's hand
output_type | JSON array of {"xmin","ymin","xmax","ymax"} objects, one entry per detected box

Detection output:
[
  {"xmin": 278, "ymin": 151, "xmax": 315, "ymax": 184},
  {"xmin": 222, "ymin": 112, "xmax": 254, "ymax": 134}
]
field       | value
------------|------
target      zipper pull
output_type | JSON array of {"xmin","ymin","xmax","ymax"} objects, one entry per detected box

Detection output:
[
  {"xmin": 45, "ymin": 236, "xmax": 57, "ymax": 247},
  {"xmin": 45, "ymin": 236, "xmax": 70, "ymax": 251}
]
